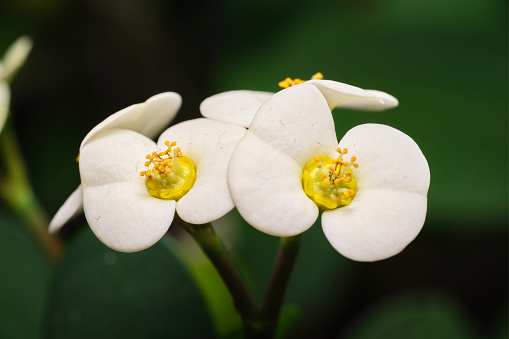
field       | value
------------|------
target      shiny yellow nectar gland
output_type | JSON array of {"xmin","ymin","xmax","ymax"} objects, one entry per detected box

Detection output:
[
  {"xmin": 302, "ymin": 147, "xmax": 358, "ymax": 210},
  {"xmin": 139, "ymin": 141, "xmax": 196, "ymax": 201},
  {"xmin": 278, "ymin": 72, "xmax": 324, "ymax": 88}
]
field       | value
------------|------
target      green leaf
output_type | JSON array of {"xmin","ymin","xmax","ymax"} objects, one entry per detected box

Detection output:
[
  {"xmin": 0, "ymin": 212, "xmax": 51, "ymax": 339},
  {"xmin": 47, "ymin": 227, "xmax": 215, "ymax": 339},
  {"xmin": 339, "ymin": 290, "xmax": 479, "ymax": 339}
]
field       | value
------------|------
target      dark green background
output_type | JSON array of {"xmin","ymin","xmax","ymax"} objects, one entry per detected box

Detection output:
[{"xmin": 0, "ymin": 0, "xmax": 506, "ymax": 338}]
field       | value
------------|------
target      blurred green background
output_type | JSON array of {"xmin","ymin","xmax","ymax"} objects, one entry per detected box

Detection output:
[{"xmin": 0, "ymin": 0, "xmax": 507, "ymax": 338}]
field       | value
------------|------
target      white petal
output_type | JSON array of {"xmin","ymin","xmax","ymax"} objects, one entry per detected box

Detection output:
[
  {"xmin": 200, "ymin": 90, "xmax": 273, "ymax": 128},
  {"xmin": 339, "ymin": 124, "xmax": 430, "ymax": 195},
  {"xmin": 0, "ymin": 82, "xmax": 10, "ymax": 134},
  {"xmin": 157, "ymin": 118, "xmax": 246, "ymax": 224},
  {"xmin": 80, "ymin": 92, "xmax": 182, "ymax": 148},
  {"xmin": 79, "ymin": 129, "xmax": 156, "ymax": 187},
  {"xmin": 48, "ymin": 185, "xmax": 84, "ymax": 233},
  {"xmin": 308, "ymin": 80, "xmax": 398, "ymax": 111},
  {"xmin": 1, "ymin": 36, "xmax": 32, "ymax": 82},
  {"xmin": 83, "ymin": 181, "xmax": 176, "ymax": 252},
  {"xmin": 335, "ymin": 90, "xmax": 399, "ymax": 111},
  {"xmin": 176, "ymin": 142, "xmax": 237, "ymax": 224},
  {"xmin": 322, "ymin": 189, "xmax": 427, "ymax": 262},
  {"xmin": 249, "ymin": 83, "xmax": 338, "ymax": 164},
  {"xmin": 228, "ymin": 132, "xmax": 319, "ymax": 236}
]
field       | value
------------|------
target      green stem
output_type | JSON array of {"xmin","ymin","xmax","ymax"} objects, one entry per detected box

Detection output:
[
  {"xmin": 178, "ymin": 215, "xmax": 303, "ymax": 338},
  {"xmin": 0, "ymin": 120, "xmax": 64, "ymax": 263},
  {"xmin": 258, "ymin": 234, "xmax": 303, "ymax": 337},
  {"xmin": 177, "ymin": 217, "xmax": 259, "ymax": 322}
]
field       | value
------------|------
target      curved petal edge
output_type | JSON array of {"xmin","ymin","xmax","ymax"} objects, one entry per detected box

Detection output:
[
  {"xmin": 308, "ymin": 80, "xmax": 398, "ymax": 111},
  {"xmin": 200, "ymin": 90, "xmax": 273, "ymax": 128},
  {"xmin": 228, "ymin": 132, "xmax": 319, "ymax": 237},
  {"xmin": 322, "ymin": 189, "xmax": 427, "ymax": 262},
  {"xmin": 49, "ymin": 185, "xmax": 84, "ymax": 233},
  {"xmin": 83, "ymin": 182, "xmax": 176, "ymax": 253},
  {"xmin": 81, "ymin": 92, "xmax": 182, "ymax": 148}
]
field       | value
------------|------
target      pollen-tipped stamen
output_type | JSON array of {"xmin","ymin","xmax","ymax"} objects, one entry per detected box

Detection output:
[
  {"xmin": 278, "ymin": 72, "xmax": 325, "ymax": 88},
  {"xmin": 302, "ymin": 147, "xmax": 359, "ymax": 210},
  {"xmin": 140, "ymin": 141, "xmax": 196, "ymax": 201}
]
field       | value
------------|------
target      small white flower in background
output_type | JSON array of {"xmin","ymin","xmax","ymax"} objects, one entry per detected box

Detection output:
[
  {"xmin": 227, "ymin": 83, "xmax": 430, "ymax": 262},
  {"xmin": 200, "ymin": 73, "xmax": 399, "ymax": 128},
  {"xmin": 0, "ymin": 36, "xmax": 33, "ymax": 134},
  {"xmin": 50, "ymin": 92, "xmax": 246, "ymax": 252}
]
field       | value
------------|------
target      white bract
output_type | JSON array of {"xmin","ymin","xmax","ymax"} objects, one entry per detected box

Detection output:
[
  {"xmin": 200, "ymin": 79, "xmax": 399, "ymax": 128},
  {"xmin": 0, "ymin": 36, "xmax": 33, "ymax": 134},
  {"xmin": 227, "ymin": 83, "xmax": 430, "ymax": 262}
]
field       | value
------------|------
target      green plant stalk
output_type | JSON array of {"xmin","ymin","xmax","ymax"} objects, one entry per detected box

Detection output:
[
  {"xmin": 0, "ymin": 120, "xmax": 64, "ymax": 262},
  {"xmin": 179, "ymin": 214, "xmax": 303, "ymax": 338},
  {"xmin": 257, "ymin": 234, "xmax": 303, "ymax": 337},
  {"xmin": 177, "ymin": 218, "xmax": 258, "ymax": 321}
]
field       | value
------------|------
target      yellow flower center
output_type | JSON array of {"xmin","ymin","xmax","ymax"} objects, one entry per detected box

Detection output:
[
  {"xmin": 278, "ymin": 72, "xmax": 324, "ymax": 88},
  {"xmin": 302, "ymin": 147, "xmax": 358, "ymax": 210},
  {"xmin": 140, "ymin": 141, "xmax": 196, "ymax": 201}
]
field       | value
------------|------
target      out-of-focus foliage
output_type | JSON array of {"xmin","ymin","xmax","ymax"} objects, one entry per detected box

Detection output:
[
  {"xmin": 338, "ymin": 290, "xmax": 479, "ymax": 339},
  {"xmin": 47, "ymin": 227, "xmax": 214, "ymax": 339},
  {"xmin": 0, "ymin": 0, "xmax": 506, "ymax": 338},
  {"xmin": 0, "ymin": 213, "xmax": 50, "ymax": 339}
]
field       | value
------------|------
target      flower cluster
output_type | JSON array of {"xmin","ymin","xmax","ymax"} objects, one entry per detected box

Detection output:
[{"xmin": 51, "ymin": 74, "xmax": 429, "ymax": 261}]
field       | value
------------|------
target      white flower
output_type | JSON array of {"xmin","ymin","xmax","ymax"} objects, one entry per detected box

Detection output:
[
  {"xmin": 227, "ymin": 83, "xmax": 429, "ymax": 262},
  {"xmin": 51, "ymin": 93, "xmax": 245, "ymax": 252},
  {"xmin": 50, "ymin": 92, "xmax": 182, "ymax": 234},
  {"xmin": 0, "ymin": 36, "xmax": 33, "ymax": 134},
  {"xmin": 200, "ymin": 79, "xmax": 399, "ymax": 128},
  {"xmin": 78, "ymin": 118, "xmax": 245, "ymax": 252}
]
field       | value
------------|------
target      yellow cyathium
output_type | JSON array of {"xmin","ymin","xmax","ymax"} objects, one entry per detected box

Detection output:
[
  {"xmin": 140, "ymin": 141, "xmax": 196, "ymax": 201},
  {"xmin": 302, "ymin": 147, "xmax": 358, "ymax": 210}
]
